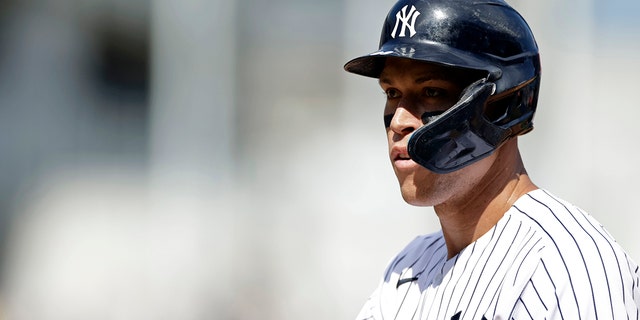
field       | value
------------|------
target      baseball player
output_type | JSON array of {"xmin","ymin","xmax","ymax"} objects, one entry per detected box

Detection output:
[{"xmin": 343, "ymin": 0, "xmax": 640, "ymax": 319}]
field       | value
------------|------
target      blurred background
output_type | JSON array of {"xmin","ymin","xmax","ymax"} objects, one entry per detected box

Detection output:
[{"xmin": 0, "ymin": 0, "xmax": 638, "ymax": 319}]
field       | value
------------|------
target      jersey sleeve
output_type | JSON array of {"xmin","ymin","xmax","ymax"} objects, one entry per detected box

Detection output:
[
  {"xmin": 354, "ymin": 233, "xmax": 443, "ymax": 320},
  {"xmin": 353, "ymin": 237, "xmax": 420, "ymax": 320}
]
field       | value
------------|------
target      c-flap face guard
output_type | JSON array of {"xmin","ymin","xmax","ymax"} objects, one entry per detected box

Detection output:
[{"xmin": 407, "ymin": 78, "xmax": 512, "ymax": 174}]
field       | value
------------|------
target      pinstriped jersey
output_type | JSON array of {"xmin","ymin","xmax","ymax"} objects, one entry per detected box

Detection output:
[{"xmin": 356, "ymin": 189, "xmax": 640, "ymax": 320}]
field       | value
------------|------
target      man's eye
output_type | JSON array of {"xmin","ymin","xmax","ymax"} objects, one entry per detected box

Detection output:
[
  {"xmin": 424, "ymin": 87, "xmax": 445, "ymax": 97},
  {"xmin": 385, "ymin": 89, "xmax": 401, "ymax": 99}
]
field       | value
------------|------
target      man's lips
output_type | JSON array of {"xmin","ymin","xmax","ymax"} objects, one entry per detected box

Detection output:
[
  {"xmin": 391, "ymin": 146, "xmax": 415, "ymax": 167},
  {"xmin": 391, "ymin": 145, "xmax": 407, "ymax": 160}
]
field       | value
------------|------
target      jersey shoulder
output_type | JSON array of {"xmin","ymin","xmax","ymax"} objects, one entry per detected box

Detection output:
[
  {"xmin": 511, "ymin": 189, "xmax": 632, "ymax": 266},
  {"xmin": 381, "ymin": 231, "xmax": 446, "ymax": 282},
  {"xmin": 505, "ymin": 189, "xmax": 640, "ymax": 319}
]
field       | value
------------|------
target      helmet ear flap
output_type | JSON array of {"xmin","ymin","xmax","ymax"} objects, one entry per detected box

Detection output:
[
  {"xmin": 484, "ymin": 76, "xmax": 540, "ymax": 135},
  {"xmin": 484, "ymin": 92, "xmax": 518, "ymax": 125},
  {"xmin": 407, "ymin": 76, "xmax": 540, "ymax": 174}
]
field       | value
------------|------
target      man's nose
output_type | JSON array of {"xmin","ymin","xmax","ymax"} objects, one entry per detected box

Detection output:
[{"xmin": 389, "ymin": 105, "xmax": 422, "ymax": 136}]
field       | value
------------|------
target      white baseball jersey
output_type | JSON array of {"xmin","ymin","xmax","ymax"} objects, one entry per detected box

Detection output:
[{"xmin": 356, "ymin": 189, "xmax": 640, "ymax": 320}]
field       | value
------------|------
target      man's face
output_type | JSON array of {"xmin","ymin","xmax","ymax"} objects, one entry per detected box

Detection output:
[{"xmin": 379, "ymin": 57, "xmax": 496, "ymax": 207}]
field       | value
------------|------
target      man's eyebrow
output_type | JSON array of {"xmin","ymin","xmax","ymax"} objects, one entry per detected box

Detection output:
[
  {"xmin": 378, "ymin": 72, "xmax": 450, "ymax": 86},
  {"xmin": 379, "ymin": 77, "xmax": 392, "ymax": 85}
]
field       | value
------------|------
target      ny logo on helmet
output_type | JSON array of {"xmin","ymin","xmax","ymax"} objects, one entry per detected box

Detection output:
[{"xmin": 391, "ymin": 5, "xmax": 420, "ymax": 38}]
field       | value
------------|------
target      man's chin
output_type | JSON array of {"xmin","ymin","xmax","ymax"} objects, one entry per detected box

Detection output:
[{"xmin": 399, "ymin": 190, "xmax": 434, "ymax": 207}]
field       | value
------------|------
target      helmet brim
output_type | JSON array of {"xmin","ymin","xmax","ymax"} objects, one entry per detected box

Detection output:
[{"xmin": 344, "ymin": 40, "xmax": 500, "ymax": 79}]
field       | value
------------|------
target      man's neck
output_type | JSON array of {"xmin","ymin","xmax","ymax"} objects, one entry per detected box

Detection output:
[{"xmin": 434, "ymin": 143, "xmax": 537, "ymax": 259}]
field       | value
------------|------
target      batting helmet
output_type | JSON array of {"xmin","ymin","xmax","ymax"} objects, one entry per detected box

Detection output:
[{"xmin": 344, "ymin": 0, "xmax": 541, "ymax": 174}]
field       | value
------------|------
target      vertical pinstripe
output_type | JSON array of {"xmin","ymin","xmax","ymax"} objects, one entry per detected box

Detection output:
[{"xmin": 355, "ymin": 189, "xmax": 640, "ymax": 320}]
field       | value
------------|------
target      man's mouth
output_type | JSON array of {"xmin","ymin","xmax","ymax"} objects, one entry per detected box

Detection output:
[{"xmin": 391, "ymin": 146, "xmax": 413, "ymax": 163}]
